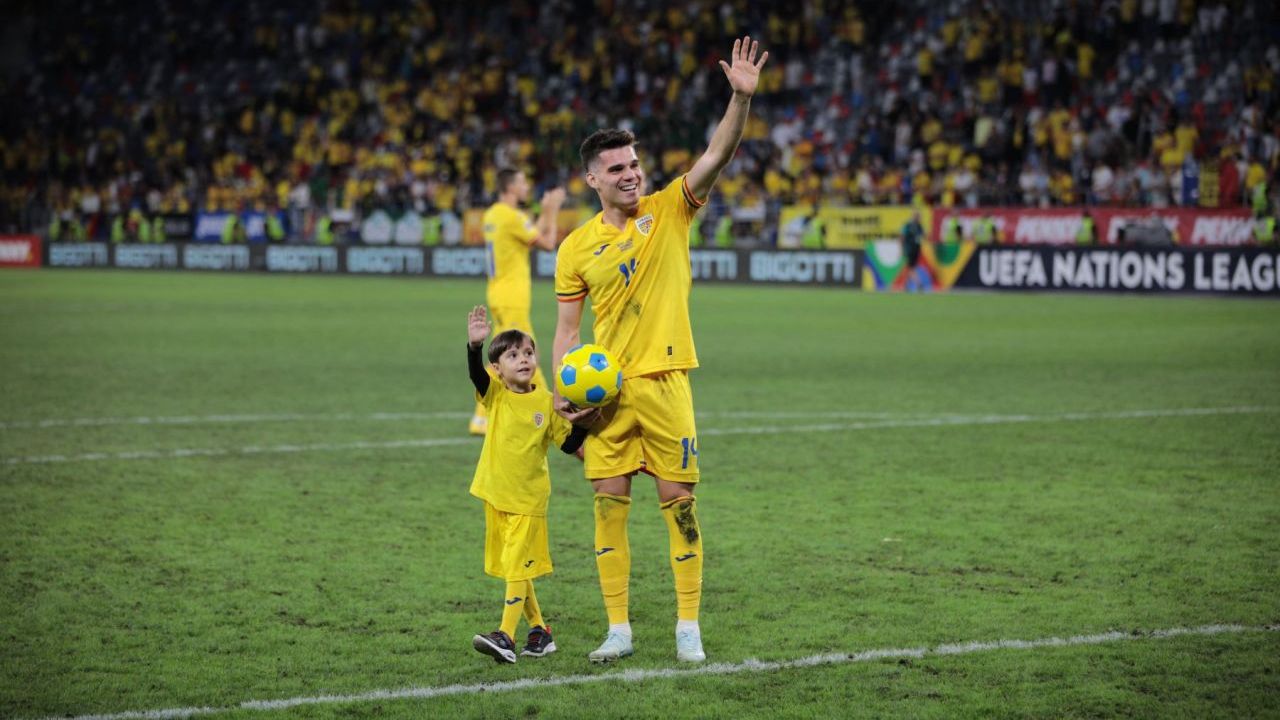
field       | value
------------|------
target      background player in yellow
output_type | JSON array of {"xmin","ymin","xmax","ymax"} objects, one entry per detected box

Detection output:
[
  {"xmin": 552, "ymin": 36, "xmax": 768, "ymax": 664},
  {"xmin": 465, "ymin": 305, "xmax": 596, "ymax": 664},
  {"xmin": 470, "ymin": 169, "xmax": 566, "ymax": 435}
]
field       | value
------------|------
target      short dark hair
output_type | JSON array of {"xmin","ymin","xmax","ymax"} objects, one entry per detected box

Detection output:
[
  {"xmin": 496, "ymin": 168, "xmax": 521, "ymax": 195},
  {"xmin": 580, "ymin": 128, "xmax": 636, "ymax": 171},
  {"xmin": 488, "ymin": 329, "xmax": 534, "ymax": 364}
]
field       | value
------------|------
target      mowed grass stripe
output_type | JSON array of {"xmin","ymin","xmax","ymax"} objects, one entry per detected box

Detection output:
[
  {"xmin": 3, "ymin": 405, "xmax": 1273, "ymax": 466},
  {"xmin": 0, "ymin": 409, "xmax": 910, "ymax": 430},
  {"xmin": 33, "ymin": 624, "xmax": 1276, "ymax": 720}
]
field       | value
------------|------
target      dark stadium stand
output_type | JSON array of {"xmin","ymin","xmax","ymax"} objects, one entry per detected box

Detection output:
[{"xmin": 0, "ymin": 0, "xmax": 1276, "ymax": 244}]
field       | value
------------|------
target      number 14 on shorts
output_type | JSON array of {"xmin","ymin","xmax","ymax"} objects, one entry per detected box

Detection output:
[{"xmin": 681, "ymin": 436, "xmax": 698, "ymax": 469}]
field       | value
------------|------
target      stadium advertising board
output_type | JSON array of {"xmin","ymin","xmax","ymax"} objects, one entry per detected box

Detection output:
[
  {"xmin": 265, "ymin": 246, "xmax": 339, "ymax": 273},
  {"xmin": 536, "ymin": 248, "xmax": 852, "ymax": 284},
  {"xmin": 954, "ymin": 246, "xmax": 1280, "ymax": 295},
  {"xmin": 194, "ymin": 212, "xmax": 281, "ymax": 243},
  {"xmin": 690, "ymin": 250, "xmax": 740, "ymax": 281},
  {"xmin": 0, "ymin": 235, "xmax": 42, "ymax": 268},
  {"xmin": 777, "ymin": 206, "xmax": 932, "ymax": 250},
  {"xmin": 183, "ymin": 245, "xmax": 252, "ymax": 271},
  {"xmin": 862, "ymin": 240, "xmax": 976, "ymax": 292},
  {"xmin": 161, "ymin": 214, "xmax": 194, "ymax": 241},
  {"xmin": 114, "ymin": 244, "xmax": 179, "ymax": 269},
  {"xmin": 932, "ymin": 207, "xmax": 1257, "ymax": 247},
  {"xmin": 431, "ymin": 247, "xmax": 489, "ymax": 276},
  {"xmin": 48, "ymin": 243, "xmax": 110, "ymax": 268},
  {"xmin": 347, "ymin": 247, "xmax": 425, "ymax": 274},
  {"xmin": 748, "ymin": 250, "xmax": 859, "ymax": 285}
]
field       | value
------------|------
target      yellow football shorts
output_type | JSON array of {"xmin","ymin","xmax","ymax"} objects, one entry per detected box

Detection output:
[
  {"xmin": 483, "ymin": 502, "xmax": 552, "ymax": 581},
  {"xmin": 488, "ymin": 306, "xmax": 534, "ymax": 336},
  {"xmin": 584, "ymin": 370, "xmax": 700, "ymax": 483}
]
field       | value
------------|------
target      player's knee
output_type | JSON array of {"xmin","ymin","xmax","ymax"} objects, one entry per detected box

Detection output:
[
  {"xmin": 594, "ymin": 492, "xmax": 632, "ymax": 522},
  {"xmin": 590, "ymin": 475, "xmax": 631, "ymax": 497},
  {"xmin": 655, "ymin": 479, "xmax": 695, "ymax": 504}
]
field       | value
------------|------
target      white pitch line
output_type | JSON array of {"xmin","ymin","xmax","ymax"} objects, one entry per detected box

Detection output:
[
  {"xmin": 4, "ymin": 438, "xmax": 476, "ymax": 466},
  {"xmin": 31, "ymin": 623, "xmax": 1277, "ymax": 720},
  {"xmin": 696, "ymin": 405, "xmax": 1277, "ymax": 437},
  {"xmin": 2, "ymin": 406, "xmax": 1274, "ymax": 467},
  {"xmin": 0, "ymin": 411, "xmax": 471, "ymax": 430}
]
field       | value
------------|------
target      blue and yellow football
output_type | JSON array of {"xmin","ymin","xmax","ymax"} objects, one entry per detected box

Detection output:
[{"xmin": 556, "ymin": 343, "xmax": 623, "ymax": 408}]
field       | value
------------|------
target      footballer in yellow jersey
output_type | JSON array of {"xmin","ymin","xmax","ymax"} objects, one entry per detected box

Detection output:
[
  {"xmin": 551, "ymin": 36, "xmax": 768, "ymax": 665},
  {"xmin": 470, "ymin": 169, "xmax": 565, "ymax": 436},
  {"xmin": 465, "ymin": 305, "xmax": 596, "ymax": 664}
]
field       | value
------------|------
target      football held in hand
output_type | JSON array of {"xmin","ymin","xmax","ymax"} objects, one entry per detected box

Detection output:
[{"xmin": 556, "ymin": 344, "xmax": 623, "ymax": 408}]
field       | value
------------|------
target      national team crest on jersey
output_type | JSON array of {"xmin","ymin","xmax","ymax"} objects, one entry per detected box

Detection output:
[
  {"xmin": 533, "ymin": 412, "xmax": 545, "ymax": 427},
  {"xmin": 635, "ymin": 213, "xmax": 654, "ymax": 236}
]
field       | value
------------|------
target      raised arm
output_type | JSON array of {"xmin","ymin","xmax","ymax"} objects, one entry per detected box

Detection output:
[
  {"xmin": 551, "ymin": 297, "xmax": 584, "ymax": 410},
  {"xmin": 466, "ymin": 305, "xmax": 491, "ymax": 395},
  {"xmin": 685, "ymin": 36, "xmax": 769, "ymax": 202},
  {"xmin": 531, "ymin": 187, "xmax": 567, "ymax": 251}
]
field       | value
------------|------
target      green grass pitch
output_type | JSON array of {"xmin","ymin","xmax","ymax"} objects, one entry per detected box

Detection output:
[{"xmin": 1, "ymin": 269, "xmax": 1278, "ymax": 718}]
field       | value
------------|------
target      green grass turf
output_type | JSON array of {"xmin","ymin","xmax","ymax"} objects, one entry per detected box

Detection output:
[{"xmin": 1, "ymin": 269, "xmax": 1278, "ymax": 718}]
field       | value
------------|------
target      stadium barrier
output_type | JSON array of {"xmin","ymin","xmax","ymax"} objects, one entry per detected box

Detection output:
[
  {"xmin": 41, "ymin": 242, "xmax": 863, "ymax": 288},
  {"xmin": 39, "ymin": 241, "xmax": 1279, "ymax": 295},
  {"xmin": 954, "ymin": 245, "xmax": 1280, "ymax": 295},
  {"xmin": 931, "ymin": 207, "xmax": 1258, "ymax": 246},
  {"xmin": 862, "ymin": 240, "xmax": 1279, "ymax": 295},
  {"xmin": 0, "ymin": 235, "xmax": 42, "ymax": 268}
]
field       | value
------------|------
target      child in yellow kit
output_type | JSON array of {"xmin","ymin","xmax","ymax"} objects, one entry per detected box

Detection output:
[{"xmin": 465, "ymin": 305, "xmax": 597, "ymax": 663}]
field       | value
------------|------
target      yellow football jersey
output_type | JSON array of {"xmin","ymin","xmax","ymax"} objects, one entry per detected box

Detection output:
[
  {"xmin": 555, "ymin": 175, "xmax": 704, "ymax": 377},
  {"xmin": 469, "ymin": 376, "xmax": 572, "ymax": 516},
  {"xmin": 483, "ymin": 202, "xmax": 539, "ymax": 309}
]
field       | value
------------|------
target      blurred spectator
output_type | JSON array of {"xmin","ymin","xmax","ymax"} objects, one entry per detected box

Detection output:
[{"xmin": 0, "ymin": 0, "xmax": 1276, "ymax": 241}]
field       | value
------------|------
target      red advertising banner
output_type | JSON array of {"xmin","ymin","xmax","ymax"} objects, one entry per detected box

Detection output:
[
  {"xmin": 0, "ymin": 235, "xmax": 41, "ymax": 268},
  {"xmin": 932, "ymin": 208, "xmax": 1257, "ymax": 247}
]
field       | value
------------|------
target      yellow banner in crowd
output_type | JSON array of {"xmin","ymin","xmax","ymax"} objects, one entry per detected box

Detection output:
[{"xmin": 777, "ymin": 205, "xmax": 933, "ymax": 250}]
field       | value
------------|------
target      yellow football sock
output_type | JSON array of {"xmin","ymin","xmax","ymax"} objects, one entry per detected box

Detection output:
[
  {"xmin": 522, "ymin": 579, "xmax": 545, "ymax": 629},
  {"xmin": 660, "ymin": 496, "xmax": 703, "ymax": 622},
  {"xmin": 500, "ymin": 581, "xmax": 525, "ymax": 639},
  {"xmin": 594, "ymin": 493, "xmax": 632, "ymax": 625}
]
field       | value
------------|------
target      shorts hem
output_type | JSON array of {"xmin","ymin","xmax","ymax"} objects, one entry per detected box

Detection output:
[
  {"xmin": 584, "ymin": 462, "xmax": 644, "ymax": 481},
  {"xmin": 485, "ymin": 568, "xmax": 553, "ymax": 582}
]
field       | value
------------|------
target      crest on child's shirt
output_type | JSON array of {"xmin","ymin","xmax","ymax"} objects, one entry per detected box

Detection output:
[
  {"xmin": 533, "ymin": 412, "xmax": 545, "ymax": 428},
  {"xmin": 635, "ymin": 213, "xmax": 654, "ymax": 236}
]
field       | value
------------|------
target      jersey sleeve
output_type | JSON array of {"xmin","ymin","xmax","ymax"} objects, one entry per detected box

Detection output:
[
  {"xmin": 477, "ymin": 370, "xmax": 502, "ymax": 406},
  {"xmin": 658, "ymin": 174, "xmax": 705, "ymax": 226},
  {"xmin": 554, "ymin": 236, "xmax": 588, "ymax": 302},
  {"xmin": 509, "ymin": 210, "xmax": 539, "ymax": 245},
  {"xmin": 547, "ymin": 410, "xmax": 573, "ymax": 449}
]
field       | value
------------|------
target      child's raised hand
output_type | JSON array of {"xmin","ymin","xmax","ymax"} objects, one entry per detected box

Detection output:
[{"xmin": 467, "ymin": 305, "xmax": 490, "ymax": 346}]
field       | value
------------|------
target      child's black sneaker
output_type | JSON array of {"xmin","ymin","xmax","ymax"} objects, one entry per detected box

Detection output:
[
  {"xmin": 521, "ymin": 625, "xmax": 557, "ymax": 657},
  {"xmin": 472, "ymin": 630, "xmax": 517, "ymax": 664}
]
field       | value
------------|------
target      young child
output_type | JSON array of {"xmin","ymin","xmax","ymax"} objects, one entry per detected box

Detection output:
[{"xmin": 466, "ymin": 305, "xmax": 596, "ymax": 663}]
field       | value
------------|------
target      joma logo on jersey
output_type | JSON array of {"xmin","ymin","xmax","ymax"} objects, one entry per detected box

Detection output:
[{"xmin": 635, "ymin": 214, "xmax": 654, "ymax": 236}]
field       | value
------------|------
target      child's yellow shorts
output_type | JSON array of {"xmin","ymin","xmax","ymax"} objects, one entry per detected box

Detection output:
[{"xmin": 484, "ymin": 502, "xmax": 552, "ymax": 581}]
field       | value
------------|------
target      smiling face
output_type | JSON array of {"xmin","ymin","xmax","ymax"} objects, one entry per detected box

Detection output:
[
  {"xmin": 491, "ymin": 336, "xmax": 538, "ymax": 392},
  {"xmin": 586, "ymin": 145, "xmax": 645, "ymax": 214}
]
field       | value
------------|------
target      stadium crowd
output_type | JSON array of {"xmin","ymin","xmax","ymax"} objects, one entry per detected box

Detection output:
[{"xmin": 0, "ymin": 0, "xmax": 1277, "ymax": 243}]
